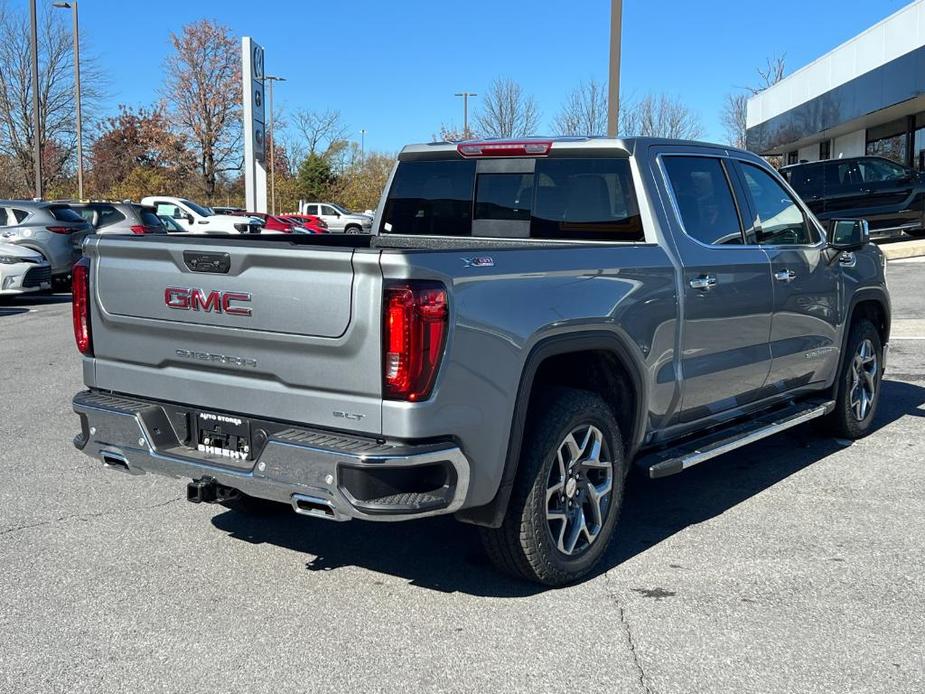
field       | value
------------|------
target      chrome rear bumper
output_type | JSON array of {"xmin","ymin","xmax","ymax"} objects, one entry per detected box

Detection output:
[{"xmin": 72, "ymin": 390, "xmax": 470, "ymax": 521}]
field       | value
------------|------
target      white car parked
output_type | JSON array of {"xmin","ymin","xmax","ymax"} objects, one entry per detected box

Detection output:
[
  {"xmin": 0, "ymin": 242, "xmax": 52, "ymax": 296},
  {"xmin": 140, "ymin": 197, "xmax": 262, "ymax": 234}
]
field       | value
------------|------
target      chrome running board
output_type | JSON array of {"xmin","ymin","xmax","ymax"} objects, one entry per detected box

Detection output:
[{"xmin": 640, "ymin": 400, "xmax": 836, "ymax": 479}]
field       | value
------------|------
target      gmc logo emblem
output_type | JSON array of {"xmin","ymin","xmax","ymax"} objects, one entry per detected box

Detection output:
[{"xmin": 165, "ymin": 287, "xmax": 252, "ymax": 316}]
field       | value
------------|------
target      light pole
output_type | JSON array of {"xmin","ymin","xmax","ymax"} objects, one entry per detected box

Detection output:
[
  {"xmin": 29, "ymin": 0, "xmax": 42, "ymax": 199},
  {"xmin": 54, "ymin": 1, "xmax": 82, "ymax": 199},
  {"xmin": 265, "ymin": 75, "xmax": 285, "ymax": 214},
  {"xmin": 454, "ymin": 92, "xmax": 477, "ymax": 139},
  {"xmin": 607, "ymin": 0, "xmax": 623, "ymax": 137},
  {"xmin": 359, "ymin": 128, "xmax": 366, "ymax": 154}
]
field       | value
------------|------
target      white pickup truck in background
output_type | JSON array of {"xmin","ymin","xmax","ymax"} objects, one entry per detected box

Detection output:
[{"xmin": 140, "ymin": 196, "xmax": 263, "ymax": 234}]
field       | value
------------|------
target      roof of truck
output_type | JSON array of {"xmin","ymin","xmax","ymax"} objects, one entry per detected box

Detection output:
[{"xmin": 399, "ymin": 136, "xmax": 753, "ymax": 160}]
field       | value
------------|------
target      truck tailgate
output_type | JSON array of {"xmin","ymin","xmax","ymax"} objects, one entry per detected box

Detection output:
[{"xmin": 84, "ymin": 236, "xmax": 384, "ymax": 435}]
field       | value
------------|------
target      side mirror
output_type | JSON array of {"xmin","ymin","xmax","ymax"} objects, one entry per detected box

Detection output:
[{"xmin": 829, "ymin": 219, "xmax": 869, "ymax": 251}]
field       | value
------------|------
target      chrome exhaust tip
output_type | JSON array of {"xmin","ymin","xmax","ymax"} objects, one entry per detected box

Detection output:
[{"xmin": 291, "ymin": 494, "xmax": 348, "ymax": 521}]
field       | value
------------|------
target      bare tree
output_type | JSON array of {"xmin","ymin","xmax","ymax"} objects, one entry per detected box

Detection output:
[
  {"xmin": 0, "ymin": 2, "xmax": 103, "ymax": 195},
  {"xmin": 721, "ymin": 91, "xmax": 749, "ymax": 149},
  {"xmin": 293, "ymin": 108, "xmax": 349, "ymax": 158},
  {"xmin": 474, "ymin": 77, "xmax": 540, "ymax": 139},
  {"xmin": 621, "ymin": 93, "xmax": 704, "ymax": 140},
  {"xmin": 553, "ymin": 79, "xmax": 608, "ymax": 136},
  {"xmin": 721, "ymin": 54, "xmax": 787, "ymax": 149},
  {"xmin": 753, "ymin": 54, "xmax": 787, "ymax": 94},
  {"xmin": 163, "ymin": 20, "xmax": 241, "ymax": 201}
]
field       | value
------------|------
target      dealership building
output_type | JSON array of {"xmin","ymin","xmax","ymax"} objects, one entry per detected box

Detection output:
[{"xmin": 746, "ymin": 0, "xmax": 925, "ymax": 169}]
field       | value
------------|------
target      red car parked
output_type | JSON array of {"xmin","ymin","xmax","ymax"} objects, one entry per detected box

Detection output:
[
  {"xmin": 246, "ymin": 212, "xmax": 327, "ymax": 234},
  {"xmin": 280, "ymin": 214, "xmax": 328, "ymax": 233}
]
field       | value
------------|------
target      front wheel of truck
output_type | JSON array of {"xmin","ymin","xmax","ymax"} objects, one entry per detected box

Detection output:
[
  {"xmin": 480, "ymin": 388, "xmax": 626, "ymax": 586},
  {"xmin": 824, "ymin": 318, "xmax": 883, "ymax": 439}
]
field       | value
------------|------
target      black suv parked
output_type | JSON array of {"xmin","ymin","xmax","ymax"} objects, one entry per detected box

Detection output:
[{"xmin": 781, "ymin": 156, "xmax": 925, "ymax": 238}]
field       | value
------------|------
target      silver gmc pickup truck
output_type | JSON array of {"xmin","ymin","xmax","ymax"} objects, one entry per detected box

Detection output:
[{"xmin": 71, "ymin": 137, "xmax": 890, "ymax": 585}]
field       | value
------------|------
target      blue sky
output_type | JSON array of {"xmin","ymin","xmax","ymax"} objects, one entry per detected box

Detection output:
[{"xmin": 71, "ymin": 0, "xmax": 912, "ymax": 152}]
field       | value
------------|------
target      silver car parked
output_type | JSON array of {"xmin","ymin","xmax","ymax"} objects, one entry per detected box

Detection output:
[
  {"xmin": 0, "ymin": 201, "xmax": 92, "ymax": 282},
  {"xmin": 66, "ymin": 201, "xmax": 167, "ymax": 235}
]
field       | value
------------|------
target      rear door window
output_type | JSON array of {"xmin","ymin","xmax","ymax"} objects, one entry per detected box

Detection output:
[
  {"xmin": 662, "ymin": 156, "xmax": 744, "ymax": 245},
  {"xmin": 785, "ymin": 164, "xmax": 823, "ymax": 199}
]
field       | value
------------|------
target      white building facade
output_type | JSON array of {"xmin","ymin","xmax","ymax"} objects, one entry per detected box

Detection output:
[{"xmin": 747, "ymin": 0, "xmax": 925, "ymax": 169}]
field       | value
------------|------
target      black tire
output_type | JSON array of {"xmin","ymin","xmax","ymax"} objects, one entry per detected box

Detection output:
[
  {"xmin": 345, "ymin": 225, "xmax": 362, "ymax": 235},
  {"xmin": 480, "ymin": 388, "xmax": 626, "ymax": 586},
  {"xmin": 825, "ymin": 319, "xmax": 883, "ymax": 439}
]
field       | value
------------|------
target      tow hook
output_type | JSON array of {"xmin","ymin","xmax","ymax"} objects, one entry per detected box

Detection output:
[{"xmin": 187, "ymin": 476, "xmax": 240, "ymax": 504}]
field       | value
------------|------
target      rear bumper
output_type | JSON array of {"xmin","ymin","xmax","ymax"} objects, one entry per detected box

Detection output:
[{"xmin": 72, "ymin": 390, "xmax": 470, "ymax": 522}]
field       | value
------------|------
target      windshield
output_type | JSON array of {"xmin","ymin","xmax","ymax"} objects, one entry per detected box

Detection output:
[
  {"xmin": 179, "ymin": 199, "xmax": 214, "ymax": 217},
  {"xmin": 331, "ymin": 204, "xmax": 353, "ymax": 215}
]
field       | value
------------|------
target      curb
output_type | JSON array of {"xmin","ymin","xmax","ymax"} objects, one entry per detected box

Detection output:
[{"xmin": 881, "ymin": 239, "xmax": 925, "ymax": 261}]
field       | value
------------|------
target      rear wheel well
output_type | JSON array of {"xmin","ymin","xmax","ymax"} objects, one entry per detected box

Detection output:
[{"xmin": 528, "ymin": 350, "xmax": 638, "ymax": 456}]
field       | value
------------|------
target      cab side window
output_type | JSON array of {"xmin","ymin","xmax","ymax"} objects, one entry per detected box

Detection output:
[
  {"xmin": 156, "ymin": 203, "xmax": 183, "ymax": 219},
  {"xmin": 740, "ymin": 163, "xmax": 818, "ymax": 246},
  {"xmin": 662, "ymin": 156, "xmax": 744, "ymax": 245}
]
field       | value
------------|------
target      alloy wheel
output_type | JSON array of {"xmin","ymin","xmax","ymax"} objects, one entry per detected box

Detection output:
[
  {"xmin": 849, "ymin": 338, "xmax": 878, "ymax": 421},
  {"xmin": 545, "ymin": 424, "xmax": 614, "ymax": 556}
]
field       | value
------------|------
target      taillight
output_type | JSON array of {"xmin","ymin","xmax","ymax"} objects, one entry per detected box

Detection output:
[
  {"xmin": 457, "ymin": 140, "xmax": 552, "ymax": 157},
  {"xmin": 383, "ymin": 282, "xmax": 448, "ymax": 401},
  {"xmin": 72, "ymin": 257, "xmax": 92, "ymax": 355},
  {"xmin": 47, "ymin": 226, "xmax": 73, "ymax": 234},
  {"xmin": 129, "ymin": 225, "xmax": 146, "ymax": 235}
]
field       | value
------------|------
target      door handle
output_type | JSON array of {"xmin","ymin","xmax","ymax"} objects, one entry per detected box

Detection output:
[
  {"xmin": 774, "ymin": 269, "xmax": 797, "ymax": 282},
  {"xmin": 689, "ymin": 274, "xmax": 718, "ymax": 290}
]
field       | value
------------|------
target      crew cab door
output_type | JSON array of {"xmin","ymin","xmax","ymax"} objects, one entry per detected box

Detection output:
[
  {"xmin": 658, "ymin": 152, "xmax": 774, "ymax": 423},
  {"xmin": 733, "ymin": 161, "xmax": 841, "ymax": 391}
]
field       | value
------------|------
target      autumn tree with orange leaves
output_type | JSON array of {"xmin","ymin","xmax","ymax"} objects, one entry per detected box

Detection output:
[{"xmin": 163, "ymin": 20, "xmax": 242, "ymax": 202}]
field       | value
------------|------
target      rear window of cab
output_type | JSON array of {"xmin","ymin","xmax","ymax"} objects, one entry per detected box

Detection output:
[{"xmin": 381, "ymin": 157, "xmax": 644, "ymax": 241}]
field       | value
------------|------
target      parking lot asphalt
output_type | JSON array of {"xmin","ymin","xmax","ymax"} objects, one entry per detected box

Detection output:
[{"xmin": 1, "ymin": 263, "xmax": 923, "ymax": 694}]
